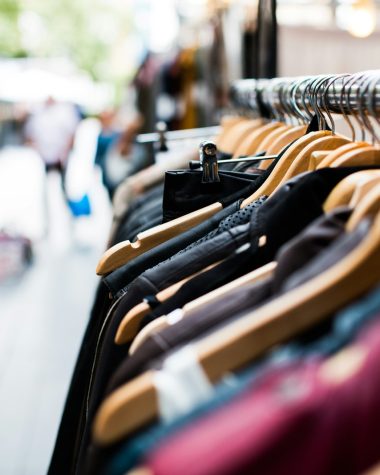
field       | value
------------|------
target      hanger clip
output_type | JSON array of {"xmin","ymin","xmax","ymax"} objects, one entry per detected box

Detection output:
[{"xmin": 199, "ymin": 140, "xmax": 220, "ymax": 183}]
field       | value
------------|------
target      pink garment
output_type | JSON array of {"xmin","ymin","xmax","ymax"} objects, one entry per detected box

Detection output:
[{"xmin": 146, "ymin": 318, "xmax": 380, "ymax": 475}]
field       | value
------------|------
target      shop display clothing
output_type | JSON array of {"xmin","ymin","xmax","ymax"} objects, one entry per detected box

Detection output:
[
  {"xmin": 78, "ymin": 211, "xmax": 369, "ymax": 474},
  {"xmin": 83, "ymin": 217, "xmax": 372, "ymax": 475},
  {"xmin": 105, "ymin": 208, "xmax": 365, "ymax": 395},
  {"xmin": 144, "ymin": 315, "xmax": 380, "ymax": 475},
  {"xmin": 135, "ymin": 166, "xmax": 376, "ymax": 326},
  {"xmin": 47, "ymin": 66, "xmax": 380, "ymax": 475},
  {"xmin": 49, "ymin": 164, "xmax": 380, "ymax": 475},
  {"xmin": 105, "ymin": 166, "xmax": 375, "ymax": 297},
  {"xmin": 101, "ymin": 286, "xmax": 380, "ymax": 475}
]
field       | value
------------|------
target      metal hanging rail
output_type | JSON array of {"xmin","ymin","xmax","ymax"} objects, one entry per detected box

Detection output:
[
  {"xmin": 136, "ymin": 72, "xmax": 380, "ymax": 147},
  {"xmin": 230, "ymin": 72, "xmax": 380, "ymax": 116},
  {"xmin": 136, "ymin": 125, "xmax": 221, "ymax": 145}
]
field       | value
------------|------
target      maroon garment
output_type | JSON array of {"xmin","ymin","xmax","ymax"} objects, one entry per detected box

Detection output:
[{"xmin": 145, "ymin": 316, "xmax": 380, "ymax": 475}]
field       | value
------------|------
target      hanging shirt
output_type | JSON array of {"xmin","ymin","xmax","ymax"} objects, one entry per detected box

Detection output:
[
  {"xmin": 144, "ymin": 315, "xmax": 380, "ymax": 475},
  {"xmin": 103, "ymin": 286, "xmax": 380, "ymax": 475}
]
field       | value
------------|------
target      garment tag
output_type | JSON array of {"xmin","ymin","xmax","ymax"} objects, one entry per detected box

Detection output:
[{"xmin": 153, "ymin": 346, "xmax": 214, "ymax": 423}]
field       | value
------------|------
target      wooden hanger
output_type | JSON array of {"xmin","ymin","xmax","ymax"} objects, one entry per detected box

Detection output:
[
  {"xmin": 123, "ymin": 166, "xmax": 380, "ymax": 348},
  {"xmin": 316, "ymin": 142, "xmax": 368, "ymax": 169},
  {"xmin": 330, "ymin": 146, "xmax": 380, "ymax": 167},
  {"xmin": 214, "ymin": 116, "xmax": 244, "ymax": 149},
  {"xmin": 97, "ymin": 118, "xmax": 267, "ymax": 275},
  {"xmin": 213, "ymin": 117, "xmax": 248, "ymax": 150},
  {"xmin": 119, "ymin": 131, "xmax": 331, "ymax": 342},
  {"xmin": 232, "ymin": 121, "xmax": 283, "ymax": 158},
  {"xmin": 241, "ymin": 130, "xmax": 332, "ymax": 206},
  {"xmin": 254, "ymin": 124, "xmax": 292, "ymax": 156},
  {"xmin": 217, "ymin": 117, "xmax": 252, "ymax": 142},
  {"xmin": 272, "ymin": 135, "xmax": 351, "ymax": 188},
  {"xmin": 349, "ymin": 173, "xmax": 380, "ymax": 208},
  {"xmin": 259, "ymin": 125, "xmax": 308, "ymax": 169},
  {"xmin": 324, "ymin": 170, "xmax": 380, "ymax": 212},
  {"xmin": 127, "ymin": 169, "xmax": 380, "ymax": 353},
  {"xmin": 309, "ymin": 151, "xmax": 329, "ymax": 166},
  {"xmin": 94, "ymin": 191, "xmax": 380, "ymax": 444},
  {"xmin": 217, "ymin": 118, "xmax": 264, "ymax": 154},
  {"xmin": 115, "ymin": 262, "xmax": 220, "ymax": 345},
  {"xmin": 128, "ymin": 262, "xmax": 277, "ymax": 355},
  {"xmin": 347, "ymin": 183, "xmax": 380, "ymax": 230},
  {"xmin": 97, "ymin": 203, "xmax": 223, "ymax": 275},
  {"xmin": 219, "ymin": 115, "xmax": 245, "ymax": 130},
  {"xmin": 97, "ymin": 129, "xmax": 333, "ymax": 275},
  {"xmin": 128, "ymin": 318, "xmax": 170, "ymax": 355},
  {"xmin": 115, "ymin": 284, "xmax": 185, "ymax": 346}
]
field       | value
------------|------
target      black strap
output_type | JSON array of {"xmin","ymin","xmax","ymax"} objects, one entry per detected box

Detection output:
[{"xmin": 143, "ymin": 295, "xmax": 161, "ymax": 310}]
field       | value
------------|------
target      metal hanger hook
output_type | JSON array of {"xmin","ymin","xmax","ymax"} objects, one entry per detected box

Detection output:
[
  {"xmin": 367, "ymin": 72, "xmax": 380, "ymax": 144},
  {"xmin": 356, "ymin": 72, "xmax": 378, "ymax": 144},
  {"xmin": 308, "ymin": 75, "xmax": 328, "ymax": 129},
  {"xmin": 320, "ymin": 74, "xmax": 344, "ymax": 134},
  {"xmin": 302, "ymin": 76, "xmax": 318, "ymax": 123}
]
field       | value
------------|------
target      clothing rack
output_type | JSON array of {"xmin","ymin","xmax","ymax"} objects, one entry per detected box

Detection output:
[
  {"xmin": 136, "ymin": 125, "xmax": 221, "ymax": 144},
  {"xmin": 230, "ymin": 72, "xmax": 380, "ymax": 116},
  {"xmin": 136, "ymin": 72, "xmax": 380, "ymax": 147}
]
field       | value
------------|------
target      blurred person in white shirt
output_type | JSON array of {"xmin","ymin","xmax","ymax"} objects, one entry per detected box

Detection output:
[
  {"xmin": 25, "ymin": 96, "xmax": 80, "ymax": 184},
  {"xmin": 24, "ymin": 96, "xmax": 80, "ymax": 235}
]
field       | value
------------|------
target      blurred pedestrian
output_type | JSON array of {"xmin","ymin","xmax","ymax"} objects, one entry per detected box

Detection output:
[
  {"xmin": 24, "ymin": 96, "xmax": 80, "ymax": 188},
  {"xmin": 24, "ymin": 96, "xmax": 80, "ymax": 235}
]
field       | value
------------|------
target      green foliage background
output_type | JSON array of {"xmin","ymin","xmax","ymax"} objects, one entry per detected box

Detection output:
[{"xmin": 0, "ymin": 0, "xmax": 133, "ymax": 81}]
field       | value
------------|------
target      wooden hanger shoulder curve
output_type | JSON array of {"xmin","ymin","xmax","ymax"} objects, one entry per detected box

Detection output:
[
  {"xmin": 129, "ymin": 317, "xmax": 168, "ymax": 355},
  {"xmin": 115, "ymin": 262, "xmax": 220, "ymax": 344},
  {"xmin": 349, "ymin": 174, "xmax": 380, "ymax": 208},
  {"xmin": 94, "ymin": 205, "xmax": 380, "ymax": 444},
  {"xmin": 128, "ymin": 261, "xmax": 277, "ymax": 355},
  {"xmin": 115, "ymin": 278, "xmax": 198, "ymax": 345},
  {"xmin": 252, "ymin": 124, "xmax": 292, "ymax": 158},
  {"xmin": 232, "ymin": 121, "xmax": 283, "ymax": 158},
  {"xmin": 218, "ymin": 119, "xmax": 264, "ymax": 154},
  {"xmin": 219, "ymin": 115, "xmax": 245, "ymax": 128},
  {"xmin": 324, "ymin": 171, "xmax": 380, "ymax": 212},
  {"xmin": 347, "ymin": 183, "xmax": 380, "ymax": 231},
  {"xmin": 331, "ymin": 146, "xmax": 380, "ymax": 168},
  {"xmin": 241, "ymin": 130, "xmax": 332, "ymax": 207},
  {"xmin": 316, "ymin": 142, "xmax": 368, "ymax": 169},
  {"xmin": 259, "ymin": 125, "xmax": 308, "ymax": 170},
  {"xmin": 309, "ymin": 151, "xmax": 330, "ymax": 167},
  {"xmin": 115, "ymin": 301, "xmax": 151, "ymax": 345},
  {"xmin": 96, "ymin": 202, "xmax": 223, "ymax": 275},
  {"xmin": 214, "ymin": 117, "xmax": 249, "ymax": 150},
  {"xmin": 276, "ymin": 135, "xmax": 351, "ymax": 187},
  {"xmin": 182, "ymin": 261, "xmax": 276, "ymax": 314}
]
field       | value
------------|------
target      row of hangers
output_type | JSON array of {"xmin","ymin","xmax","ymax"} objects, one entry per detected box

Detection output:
[
  {"xmin": 97, "ymin": 71, "xmax": 380, "ymax": 276},
  {"xmin": 103, "ymin": 68, "xmax": 380, "ymax": 364},
  {"xmin": 92, "ymin": 71, "xmax": 380, "ymax": 454}
]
